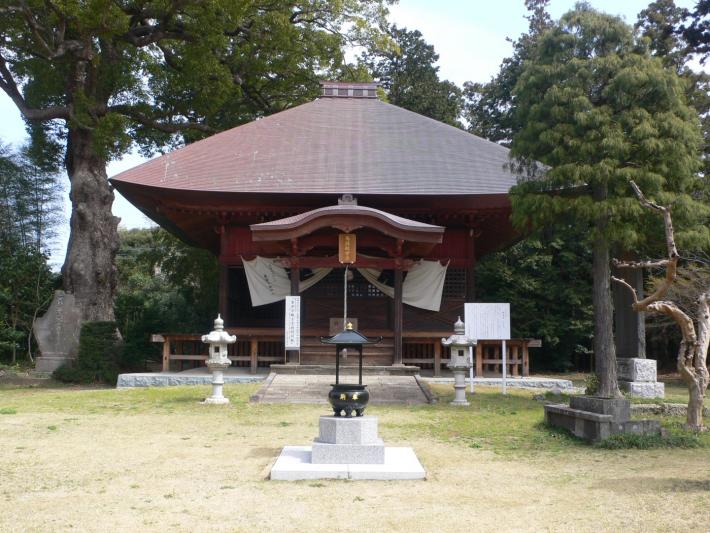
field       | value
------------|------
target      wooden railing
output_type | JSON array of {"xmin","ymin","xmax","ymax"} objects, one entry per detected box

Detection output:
[
  {"xmin": 152, "ymin": 329, "xmax": 540, "ymax": 376},
  {"xmin": 401, "ymin": 335, "xmax": 540, "ymax": 377}
]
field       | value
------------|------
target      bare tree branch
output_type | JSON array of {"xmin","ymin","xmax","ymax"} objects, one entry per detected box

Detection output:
[{"xmin": 611, "ymin": 275, "xmax": 639, "ymax": 304}]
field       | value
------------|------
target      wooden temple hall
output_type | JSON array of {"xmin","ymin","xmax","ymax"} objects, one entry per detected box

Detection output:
[{"xmin": 111, "ymin": 81, "xmax": 536, "ymax": 376}]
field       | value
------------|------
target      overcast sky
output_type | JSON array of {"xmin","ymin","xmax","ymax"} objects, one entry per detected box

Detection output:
[{"xmin": 0, "ymin": 0, "xmax": 703, "ymax": 267}]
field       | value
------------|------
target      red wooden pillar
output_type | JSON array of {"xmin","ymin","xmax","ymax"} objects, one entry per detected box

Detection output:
[
  {"xmin": 466, "ymin": 229, "xmax": 477, "ymax": 301},
  {"xmin": 218, "ymin": 263, "xmax": 228, "ymax": 321},
  {"xmin": 393, "ymin": 267, "xmax": 403, "ymax": 366}
]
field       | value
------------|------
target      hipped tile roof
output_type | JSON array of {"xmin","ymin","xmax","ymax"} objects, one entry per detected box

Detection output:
[{"xmin": 110, "ymin": 97, "xmax": 517, "ymax": 195}]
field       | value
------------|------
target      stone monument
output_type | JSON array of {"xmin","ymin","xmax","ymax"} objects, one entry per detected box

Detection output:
[{"xmin": 33, "ymin": 291, "xmax": 82, "ymax": 373}]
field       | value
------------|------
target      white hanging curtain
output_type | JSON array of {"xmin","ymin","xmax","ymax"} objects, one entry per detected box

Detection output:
[
  {"xmin": 242, "ymin": 256, "xmax": 332, "ymax": 306},
  {"xmin": 402, "ymin": 259, "xmax": 449, "ymax": 311},
  {"xmin": 357, "ymin": 260, "xmax": 449, "ymax": 312}
]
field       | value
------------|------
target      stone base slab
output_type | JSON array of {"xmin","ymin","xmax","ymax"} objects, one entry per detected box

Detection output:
[
  {"xmin": 544, "ymin": 403, "xmax": 662, "ymax": 442},
  {"xmin": 116, "ymin": 372, "xmax": 265, "ymax": 388},
  {"xmin": 270, "ymin": 446, "xmax": 426, "ymax": 480},
  {"xmin": 317, "ymin": 415, "xmax": 379, "ymax": 445},
  {"xmin": 34, "ymin": 355, "xmax": 74, "ymax": 373},
  {"xmin": 312, "ymin": 440, "xmax": 385, "ymax": 464},
  {"xmin": 619, "ymin": 380, "xmax": 665, "ymax": 399},
  {"xmin": 617, "ymin": 358, "xmax": 657, "ymax": 382}
]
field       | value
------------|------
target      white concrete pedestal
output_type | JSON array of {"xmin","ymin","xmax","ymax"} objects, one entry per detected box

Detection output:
[{"xmin": 271, "ymin": 415, "xmax": 425, "ymax": 480}]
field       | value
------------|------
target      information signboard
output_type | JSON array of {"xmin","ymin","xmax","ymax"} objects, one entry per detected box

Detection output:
[
  {"xmin": 285, "ymin": 296, "xmax": 301, "ymax": 350},
  {"xmin": 464, "ymin": 303, "xmax": 511, "ymax": 395},
  {"xmin": 464, "ymin": 303, "xmax": 510, "ymax": 340}
]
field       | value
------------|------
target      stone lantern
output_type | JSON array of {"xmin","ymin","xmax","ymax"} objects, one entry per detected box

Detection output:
[
  {"xmin": 441, "ymin": 317, "xmax": 476, "ymax": 406},
  {"xmin": 201, "ymin": 314, "xmax": 236, "ymax": 405}
]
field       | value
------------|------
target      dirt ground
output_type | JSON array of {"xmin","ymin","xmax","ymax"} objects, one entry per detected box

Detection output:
[{"xmin": 0, "ymin": 384, "xmax": 708, "ymax": 533}]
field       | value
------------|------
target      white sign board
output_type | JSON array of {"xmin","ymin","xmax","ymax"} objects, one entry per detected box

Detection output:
[
  {"xmin": 465, "ymin": 303, "xmax": 511, "ymax": 395},
  {"xmin": 464, "ymin": 303, "xmax": 510, "ymax": 340},
  {"xmin": 284, "ymin": 296, "xmax": 301, "ymax": 350}
]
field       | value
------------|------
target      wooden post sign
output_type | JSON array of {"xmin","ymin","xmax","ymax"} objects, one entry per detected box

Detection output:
[
  {"xmin": 338, "ymin": 233, "xmax": 356, "ymax": 264},
  {"xmin": 464, "ymin": 303, "xmax": 511, "ymax": 394},
  {"xmin": 285, "ymin": 295, "xmax": 301, "ymax": 350}
]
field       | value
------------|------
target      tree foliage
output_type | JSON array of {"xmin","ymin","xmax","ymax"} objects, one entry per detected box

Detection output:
[
  {"xmin": 476, "ymin": 229, "xmax": 593, "ymax": 371},
  {"xmin": 114, "ymin": 227, "xmax": 218, "ymax": 370},
  {"xmin": 681, "ymin": 0, "xmax": 710, "ymax": 61},
  {"xmin": 0, "ymin": 0, "xmax": 393, "ymax": 323},
  {"xmin": 0, "ymin": 144, "xmax": 60, "ymax": 364},
  {"xmin": 463, "ymin": 0, "xmax": 553, "ymax": 144},
  {"xmin": 361, "ymin": 24, "xmax": 463, "ymax": 126}
]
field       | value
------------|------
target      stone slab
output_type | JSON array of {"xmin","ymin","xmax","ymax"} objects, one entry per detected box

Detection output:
[
  {"xmin": 251, "ymin": 374, "xmax": 430, "ymax": 405},
  {"xmin": 617, "ymin": 358, "xmax": 657, "ymax": 382},
  {"xmin": 116, "ymin": 371, "xmax": 265, "ymax": 388},
  {"xmin": 317, "ymin": 415, "xmax": 380, "ymax": 445},
  {"xmin": 312, "ymin": 440, "xmax": 385, "ymax": 464},
  {"xmin": 270, "ymin": 446, "xmax": 426, "ymax": 481},
  {"xmin": 422, "ymin": 376, "xmax": 575, "ymax": 390},
  {"xmin": 569, "ymin": 396, "xmax": 630, "ymax": 423},
  {"xmin": 619, "ymin": 380, "xmax": 665, "ymax": 399},
  {"xmin": 33, "ymin": 291, "xmax": 82, "ymax": 373}
]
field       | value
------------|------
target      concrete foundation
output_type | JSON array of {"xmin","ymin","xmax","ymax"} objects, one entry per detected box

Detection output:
[{"xmin": 270, "ymin": 446, "xmax": 426, "ymax": 481}]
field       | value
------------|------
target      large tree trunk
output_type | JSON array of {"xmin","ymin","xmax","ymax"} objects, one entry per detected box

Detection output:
[
  {"xmin": 592, "ymin": 186, "xmax": 620, "ymax": 398},
  {"xmin": 61, "ymin": 128, "xmax": 120, "ymax": 322}
]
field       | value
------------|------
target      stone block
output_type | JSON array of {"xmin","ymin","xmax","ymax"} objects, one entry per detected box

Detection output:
[
  {"xmin": 569, "ymin": 396, "xmax": 631, "ymax": 423},
  {"xmin": 617, "ymin": 358, "xmax": 657, "ymax": 382},
  {"xmin": 33, "ymin": 291, "xmax": 82, "ymax": 373},
  {"xmin": 619, "ymin": 381, "xmax": 665, "ymax": 399},
  {"xmin": 316, "ymin": 415, "xmax": 379, "ymax": 445},
  {"xmin": 311, "ymin": 440, "xmax": 385, "ymax": 464}
]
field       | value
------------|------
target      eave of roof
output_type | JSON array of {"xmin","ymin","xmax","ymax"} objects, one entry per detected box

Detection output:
[{"xmin": 250, "ymin": 204, "xmax": 444, "ymax": 244}]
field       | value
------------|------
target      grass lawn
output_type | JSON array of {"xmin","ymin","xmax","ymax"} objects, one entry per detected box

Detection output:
[{"xmin": 0, "ymin": 382, "xmax": 709, "ymax": 533}]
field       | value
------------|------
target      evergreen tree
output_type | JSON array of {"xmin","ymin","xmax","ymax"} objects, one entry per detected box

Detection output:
[
  {"xmin": 510, "ymin": 5, "xmax": 707, "ymax": 397},
  {"xmin": 463, "ymin": 0, "xmax": 553, "ymax": 144},
  {"xmin": 361, "ymin": 25, "xmax": 463, "ymax": 126},
  {"xmin": 682, "ymin": 0, "xmax": 710, "ymax": 61}
]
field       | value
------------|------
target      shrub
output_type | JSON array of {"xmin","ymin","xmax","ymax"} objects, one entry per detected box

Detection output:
[
  {"xmin": 53, "ymin": 321, "xmax": 122, "ymax": 385},
  {"xmin": 596, "ymin": 432, "xmax": 702, "ymax": 450},
  {"xmin": 584, "ymin": 374, "xmax": 599, "ymax": 395}
]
